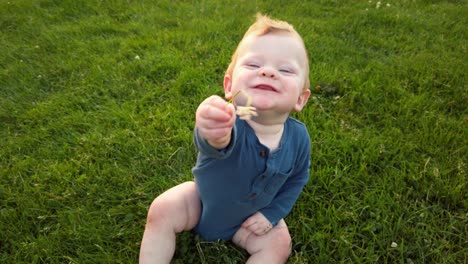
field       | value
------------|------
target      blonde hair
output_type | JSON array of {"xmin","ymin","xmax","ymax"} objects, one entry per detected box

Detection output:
[{"xmin": 226, "ymin": 14, "xmax": 310, "ymax": 91}]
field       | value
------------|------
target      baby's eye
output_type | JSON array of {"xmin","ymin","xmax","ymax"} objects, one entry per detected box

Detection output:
[
  {"xmin": 246, "ymin": 63, "xmax": 260, "ymax": 68},
  {"xmin": 279, "ymin": 68, "xmax": 293, "ymax": 74}
]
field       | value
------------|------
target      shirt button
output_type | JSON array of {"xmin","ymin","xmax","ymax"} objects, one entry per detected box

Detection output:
[{"xmin": 259, "ymin": 150, "xmax": 267, "ymax": 157}]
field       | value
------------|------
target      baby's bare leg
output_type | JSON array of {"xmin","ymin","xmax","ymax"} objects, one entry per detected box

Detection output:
[
  {"xmin": 139, "ymin": 181, "xmax": 200, "ymax": 264},
  {"xmin": 232, "ymin": 219, "xmax": 291, "ymax": 264}
]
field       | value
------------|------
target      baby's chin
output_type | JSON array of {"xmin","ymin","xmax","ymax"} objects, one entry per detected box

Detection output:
[
  {"xmin": 252, "ymin": 98, "xmax": 296, "ymax": 114},
  {"xmin": 250, "ymin": 97, "xmax": 277, "ymax": 111}
]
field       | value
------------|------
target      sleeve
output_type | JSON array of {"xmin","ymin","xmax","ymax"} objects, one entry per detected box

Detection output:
[
  {"xmin": 259, "ymin": 129, "xmax": 311, "ymax": 226},
  {"xmin": 193, "ymin": 125, "xmax": 237, "ymax": 159}
]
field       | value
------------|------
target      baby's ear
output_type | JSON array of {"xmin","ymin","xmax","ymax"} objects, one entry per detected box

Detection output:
[
  {"xmin": 293, "ymin": 89, "xmax": 311, "ymax": 112},
  {"xmin": 224, "ymin": 74, "xmax": 233, "ymax": 100}
]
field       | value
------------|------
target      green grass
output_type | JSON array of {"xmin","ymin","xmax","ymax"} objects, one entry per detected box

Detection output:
[{"xmin": 1, "ymin": 0, "xmax": 466, "ymax": 263}]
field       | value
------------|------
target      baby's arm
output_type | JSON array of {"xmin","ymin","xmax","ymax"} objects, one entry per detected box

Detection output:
[
  {"xmin": 240, "ymin": 171, "xmax": 307, "ymax": 237},
  {"xmin": 257, "ymin": 125, "xmax": 311, "ymax": 230},
  {"xmin": 195, "ymin": 95, "xmax": 236, "ymax": 149}
]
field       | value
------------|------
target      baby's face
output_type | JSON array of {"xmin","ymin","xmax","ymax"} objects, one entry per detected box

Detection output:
[{"xmin": 224, "ymin": 33, "xmax": 309, "ymax": 114}]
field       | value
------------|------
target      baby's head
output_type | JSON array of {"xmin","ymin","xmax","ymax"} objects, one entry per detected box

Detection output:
[{"xmin": 226, "ymin": 14, "xmax": 310, "ymax": 92}]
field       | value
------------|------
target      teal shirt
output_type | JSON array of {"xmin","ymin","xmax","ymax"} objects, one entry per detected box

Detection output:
[{"xmin": 192, "ymin": 117, "xmax": 311, "ymax": 241}]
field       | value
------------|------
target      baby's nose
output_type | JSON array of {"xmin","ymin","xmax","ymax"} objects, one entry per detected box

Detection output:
[{"xmin": 259, "ymin": 67, "xmax": 276, "ymax": 78}]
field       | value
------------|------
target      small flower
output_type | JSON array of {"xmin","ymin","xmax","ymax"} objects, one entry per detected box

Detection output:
[
  {"xmin": 229, "ymin": 89, "xmax": 257, "ymax": 120},
  {"xmin": 386, "ymin": 3, "xmax": 391, "ymax": 7},
  {"xmin": 236, "ymin": 106, "xmax": 258, "ymax": 120},
  {"xmin": 134, "ymin": 55, "xmax": 140, "ymax": 60},
  {"xmin": 391, "ymin": 242, "xmax": 398, "ymax": 248},
  {"xmin": 376, "ymin": 1, "xmax": 381, "ymax": 8}
]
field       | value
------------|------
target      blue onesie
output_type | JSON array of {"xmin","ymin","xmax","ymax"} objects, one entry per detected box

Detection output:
[{"xmin": 192, "ymin": 116, "xmax": 311, "ymax": 241}]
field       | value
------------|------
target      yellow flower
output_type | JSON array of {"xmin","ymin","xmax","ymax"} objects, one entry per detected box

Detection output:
[
  {"xmin": 229, "ymin": 89, "xmax": 257, "ymax": 120},
  {"xmin": 236, "ymin": 106, "xmax": 258, "ymax": 120}
]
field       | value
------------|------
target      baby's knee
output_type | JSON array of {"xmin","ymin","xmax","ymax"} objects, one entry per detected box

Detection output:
[
  {"xmin": 145, "ymin": 197, "xmax": 171, "ymax": 226},
  {"xmin": 145, "ymin": 181, "xmax": 200, "ymax": 232},
  {"xmin": 273, "ymin": 230, "xmax": 292, "ymax": 259}
]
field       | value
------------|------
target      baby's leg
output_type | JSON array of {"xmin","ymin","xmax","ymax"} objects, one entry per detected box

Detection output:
[
  {"xmin": 232, "ymin": 219, "xmax": 291, "ymax": 264},
  {"xmin": 139, "ymin": 181, "xmax": 200, "ymax": 264}
]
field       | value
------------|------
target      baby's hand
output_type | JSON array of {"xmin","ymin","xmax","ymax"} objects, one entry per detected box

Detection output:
[
  {"xmin": 241, "ymin": 212, "xmax": 273, "ymax": 236},
  {"xmin": 196, "ymin": 95, "xmax": 236, "ymax": 149}
]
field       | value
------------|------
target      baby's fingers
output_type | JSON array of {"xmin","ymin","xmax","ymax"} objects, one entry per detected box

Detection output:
[
  {"xmin": 251, "ymin": 222, "xmax": 273, "ymax": 235},
  {"xmin": 197, "ymin": 126, "xmax": 231, "ymax": 141},
  {"xmin": 246, "ymin": 223, "xmax": 268, "ymax": 236},
  {"xmin": 200, "ymin": 104, "xmax": 231, "ymax": 122},
  {"xmin": 198, "ymin": 96, "xmax": 233, "ymax": 122}
]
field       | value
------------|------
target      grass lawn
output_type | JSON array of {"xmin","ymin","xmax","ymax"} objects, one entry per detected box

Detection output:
[{"xmin": 0, "ymin": 0, "xmax": 466, "ymax": 263}]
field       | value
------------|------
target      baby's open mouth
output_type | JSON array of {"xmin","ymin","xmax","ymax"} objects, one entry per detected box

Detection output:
[{"xmin": 253, "ymin": 84, "xmax": 278, "ymax": 92}]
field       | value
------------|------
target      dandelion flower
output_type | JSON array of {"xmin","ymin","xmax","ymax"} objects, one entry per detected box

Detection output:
[
  {"xmin": 229, "ymin": 89, "xmax": 257, "ymax": 120},
  {"xmin": 236, "ymin": 106, "xmax": 258, "ymax": 120}
]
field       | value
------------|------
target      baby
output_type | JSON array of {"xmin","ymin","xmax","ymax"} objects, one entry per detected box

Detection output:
[{"xmin": 140, "ymin": 13, "xmax": 311, "ymax": 263}]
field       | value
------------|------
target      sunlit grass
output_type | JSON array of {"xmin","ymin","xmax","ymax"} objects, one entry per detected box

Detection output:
[{"xmin": 1, "ymin": 0, "xmax": 466, "ymax": 263}]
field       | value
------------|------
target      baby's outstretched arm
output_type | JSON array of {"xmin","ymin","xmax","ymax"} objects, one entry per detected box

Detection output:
[
  {"xmin": 241, "ymin": 211, "xmax": 273, "ymax": 235},
  {"xmin": 196, "ymin": 95, "xmax": 236, "ymax": 149}
]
